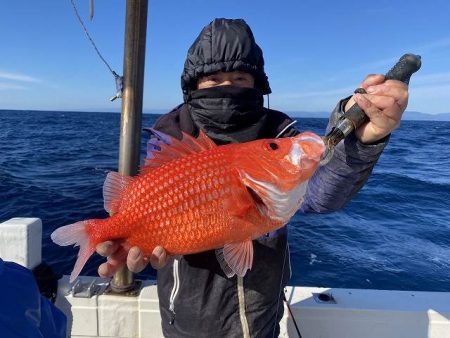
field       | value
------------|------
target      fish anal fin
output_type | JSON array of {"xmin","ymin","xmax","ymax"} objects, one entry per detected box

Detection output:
[
  {"xmin": 215, "ymin": 240, "xmax": 254, "ymax": 278},
  {"xmin": 103, "ymin": 171, "xmax": 132, "ymax": 215}
]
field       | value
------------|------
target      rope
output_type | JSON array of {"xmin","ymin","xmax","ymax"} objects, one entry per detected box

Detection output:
[{"xmin": 69, "ymin": 0, "xmax": 117, "ymax": 78}]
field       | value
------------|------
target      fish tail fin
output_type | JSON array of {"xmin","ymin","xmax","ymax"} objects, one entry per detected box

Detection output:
[{"xmin": 51, "ymin": 220, "xmax": 96, "ymax": 283}]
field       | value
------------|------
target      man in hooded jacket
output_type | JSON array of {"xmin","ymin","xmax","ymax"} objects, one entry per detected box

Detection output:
[{"xmin": 96, "ymin": 18, "xmax": 409, "ymax": 337}]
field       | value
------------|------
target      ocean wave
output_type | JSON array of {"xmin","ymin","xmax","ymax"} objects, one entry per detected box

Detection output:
[{"xmin": 2, "ymin": 112, "xmax": 450, "ymax": 291}]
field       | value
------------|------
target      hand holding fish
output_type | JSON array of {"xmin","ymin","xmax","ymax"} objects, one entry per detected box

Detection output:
[
  {"xmin": 96, "ymin": 242, "xmax": 168, "ymax": 278},
  {"xmin": 51, "ymin": 130, "xmax": 324, "ymax": 282},
  {"xmin": 345, "ymin": 75, "xmax": 409, "ymax": 144}
]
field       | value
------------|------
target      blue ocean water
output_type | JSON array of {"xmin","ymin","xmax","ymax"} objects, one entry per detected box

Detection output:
[{"xmin": 1, "ymin": 110, "xmax": 449, "ymax": 291}]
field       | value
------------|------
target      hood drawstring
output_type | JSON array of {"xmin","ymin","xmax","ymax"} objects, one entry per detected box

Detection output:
[
  {"xmin": 168, "ymin": 258, "xmax": 180, "ymax": 325},
  {"xmin": 276, "ymin": 120, "xmax": 298, "ymax": 139}
]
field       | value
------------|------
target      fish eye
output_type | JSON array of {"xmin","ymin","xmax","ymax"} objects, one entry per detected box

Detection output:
[{"xmin": 268, "ymin": 142, "xmax": 279, "ymax": 150}]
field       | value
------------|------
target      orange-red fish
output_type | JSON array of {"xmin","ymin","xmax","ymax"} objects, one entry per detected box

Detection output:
[{"xmin": 51, "ymin": 129, "xmax": 324, "ymax": 282}]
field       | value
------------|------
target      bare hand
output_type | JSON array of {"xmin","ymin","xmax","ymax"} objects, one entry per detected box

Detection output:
[
  {"xmin": 345, "ymin": 74, "xmax": 409, "ymax": 144},
  {"xmin": 96, "ymin": 241, "xmax": 168, "ymax": 278}
]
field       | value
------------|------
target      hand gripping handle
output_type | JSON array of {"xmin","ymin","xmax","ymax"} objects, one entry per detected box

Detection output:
[{"xmin": 345, "ymin": 54, "xmax": 422, "ymax": 129}]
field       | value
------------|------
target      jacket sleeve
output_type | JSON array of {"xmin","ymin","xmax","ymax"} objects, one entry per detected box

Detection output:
[
  {"xmin": 300, "ymin": 98, "xmax": 389, "ymax": 213},
  {"xmin": 0, "ymin": 259, "xmax": 67, "ymax": 338}
]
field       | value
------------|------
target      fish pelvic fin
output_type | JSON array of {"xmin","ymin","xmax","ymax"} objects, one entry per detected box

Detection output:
[
  {"xmin": 103, "ymin": 171, "xmax": 132, "ymax": 215},
  {"xmin": 141, "ymin": 129, "xmax": 216, "ymax": 174},
  {"xmin": 51, "ymin": 220, "xmax": 96, "ymax": 283},
  {"xmin": 215, "ymin": 240, "xmax": 254, "ymax": 278}
]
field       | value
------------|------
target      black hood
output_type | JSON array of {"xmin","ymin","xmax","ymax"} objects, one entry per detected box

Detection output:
[{"xmin": 181, "ymin": 18, "xmax": 271, "ymax": 99}]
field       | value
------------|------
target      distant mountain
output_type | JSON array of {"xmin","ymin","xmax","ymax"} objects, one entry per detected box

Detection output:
[
  {"xmin": 288, "ymin": 110, "xmax": 450, "ymax": 121},
  {"xmin": 143, "ymin": 109, "xmax": 170, "ymax": 115},
  {"xmin": 402, "ymin": 111, "xmax": 450, "ymax": 121},
  {"xmin": 2, "ymin": 109, "xmax": 449, "ymax": 121},
  {"xmin": 288, "ymin": 111, "xmax": 329, "ymax": 119}
]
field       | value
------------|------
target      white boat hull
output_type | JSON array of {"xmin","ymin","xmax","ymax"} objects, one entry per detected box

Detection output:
[{"xmin": 2, "ymin": 218, "xmax": 450, "ymax": 338}]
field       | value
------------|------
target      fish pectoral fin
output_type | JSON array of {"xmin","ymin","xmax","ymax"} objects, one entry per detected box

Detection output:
[
  {"xmin": 103, "ymin": 171, "xmax": 132, "ymax": 215},
  {"xmin": 215, "ymin": 240, "xmax": 254, "ymax": 278}
]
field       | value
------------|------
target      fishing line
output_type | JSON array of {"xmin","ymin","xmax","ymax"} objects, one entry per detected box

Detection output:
[
  {"xmin": 271, "ymin": 127, "xmax": 303, "ymax": 338},
  {"xmin": 271, "ymin": 240, "xmax": 303, "ymax": 338},
  {"xmin": 69, "ymin": 0, "xmax": 123, "ymax": 101},
  {"xmin": 284, "ymin": 292, "xmax": 303, "ymax": 338},
  {"xmin": 272, "ymin": 239, "xmax": 288, "ymax": 338}
]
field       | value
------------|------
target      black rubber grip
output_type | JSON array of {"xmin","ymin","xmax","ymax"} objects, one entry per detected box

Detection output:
[
  {"xmin": 344, "ymin": 53, "xmax": 421, "ymax": 129},
  {"xmin": 385, "ymin": 54, "xmax": 422, "ymax": 85}
]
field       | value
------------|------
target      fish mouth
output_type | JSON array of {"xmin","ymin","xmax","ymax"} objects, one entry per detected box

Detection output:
[
  {"xmin": 288, "ymin": 142, "xmax": 302, "ymax": 166},
  {"xmin": 246, "ymin": 186, "xmax": 268, "ymax": 215},
  {"xmin": 289, "ymin": 133, "xmax": 325, "ymax": 166}
]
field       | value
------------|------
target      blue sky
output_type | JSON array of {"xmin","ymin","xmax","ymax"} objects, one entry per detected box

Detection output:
[{"xmin": 1, "ymin": 0, "xmax": 449, "ymax": 115}]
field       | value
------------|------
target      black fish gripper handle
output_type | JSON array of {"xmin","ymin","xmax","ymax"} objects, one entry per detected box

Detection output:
[{"xmin": 344, "ymin": 53, "xmax": 422, "ymax": 129}]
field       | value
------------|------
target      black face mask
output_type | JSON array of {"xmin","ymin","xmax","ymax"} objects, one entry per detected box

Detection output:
[{"xmin": 186, "ymin": 86, "xmax": 267, "ymax": 144}]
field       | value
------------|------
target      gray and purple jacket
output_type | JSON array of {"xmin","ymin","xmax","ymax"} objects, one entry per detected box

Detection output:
[{"xmin": 150, "ymin": 101, "xmax": 388, "ymax": 338}]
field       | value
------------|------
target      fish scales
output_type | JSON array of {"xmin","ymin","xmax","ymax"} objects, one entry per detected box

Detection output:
[
  {"xmin": 91, "ymin": 147, "xmax": 254, "ymax": 255},
  {"xmin": 51, "ymin": 130, "xmax": 325, "ymax": 281}
]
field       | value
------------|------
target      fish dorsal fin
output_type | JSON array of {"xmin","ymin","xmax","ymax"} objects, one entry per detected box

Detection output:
[
  {"xmin": 215, "ymin": 240, "xmax": 254, "ymax": 278},
  {"xmin": 141, "ymin": 129, "xmax": 216, "ymax": 173},
  {"xmin": 103, "ymin": 171, "xmax": 132, "ymax": 215}
]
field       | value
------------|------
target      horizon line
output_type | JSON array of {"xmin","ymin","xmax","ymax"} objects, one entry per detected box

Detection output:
[{"xmin": 1, "ymin": 108, "xmax": 449, "ymax": 117}]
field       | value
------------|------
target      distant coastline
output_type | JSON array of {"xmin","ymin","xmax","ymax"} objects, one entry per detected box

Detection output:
[
  {"xmin": 1, "ymin": 109, "xmax": 450, "ymax": 121},
  {"xmin": 284, "ymin": 110, "xmax": 450, "ymax": 121}
]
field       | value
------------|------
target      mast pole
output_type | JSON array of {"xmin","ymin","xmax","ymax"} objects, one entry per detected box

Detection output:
[{"xmin": 112, "ymin": 0, "xmax": 148, "ymax": 293}]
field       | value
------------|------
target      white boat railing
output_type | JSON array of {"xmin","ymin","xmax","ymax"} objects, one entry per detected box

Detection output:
[{"xmin": 2, "ymin": 218, "xmax": 450, "ymax": 338}]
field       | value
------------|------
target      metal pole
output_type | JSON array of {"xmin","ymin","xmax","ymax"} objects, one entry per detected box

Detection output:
[{"xmin": 111, "ymin": 0, "xmax": 148, "ymax": 293}]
